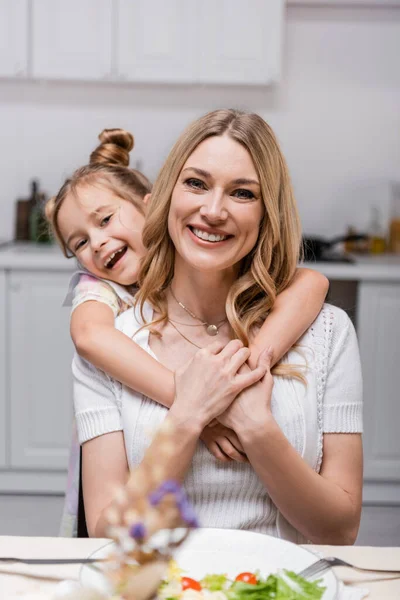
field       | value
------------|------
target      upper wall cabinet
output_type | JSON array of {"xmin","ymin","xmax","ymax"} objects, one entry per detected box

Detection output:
[
  {"xmin": 0, "ymin": 0, "xmax": 28, "ymax": 77},
  {"xmin": 2, "ymin": 0, "xmax": 284, "ymax": 85},
  {"xmin": 117, "ymin": 0, "xmax": 195, "ymax": 83},
  {"xmin": 31, "ymin": 0, "xmax": 113, "ymax": 81},
  {"xmin": 198, "ymin": 0, "xmax": 283, "ymax": 85},
  {"xmin": 117, "ymin": 0, "xmax": 283, "ymax": 85}
]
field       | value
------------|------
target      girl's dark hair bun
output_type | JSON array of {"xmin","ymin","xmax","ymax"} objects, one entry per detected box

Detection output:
[{"xmin": 90, "ymin": 128, "xmax": 134, "ymax": 167}]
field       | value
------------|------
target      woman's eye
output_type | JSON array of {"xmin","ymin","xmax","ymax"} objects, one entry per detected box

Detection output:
[
  {"xmin": 232, "ymin": 189, "xmax": 255, "ymax": 201},
  {"xmin": 101, "ymin": 214, "xmax": 112, "ymax": 226},
  {"xmin": 184, "ymin": 178, "xmax": 206, "ymax": 190}
]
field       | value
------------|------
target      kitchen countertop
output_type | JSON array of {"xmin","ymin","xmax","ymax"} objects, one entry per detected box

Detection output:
[
  {"xmin": 302, "ymin": 253, "xmax": 400, "ymax": 282},
  {"xmin": 0, "ymin": 242, "xmax": 77, "ymax": 270},
  {"xmin": 0, "ymin": 242, "xmax": 400, "ymax": 281}
]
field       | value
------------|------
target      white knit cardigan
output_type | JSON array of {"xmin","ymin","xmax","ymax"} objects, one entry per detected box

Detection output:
[{"xmin": 73, "ymin": 302, "xmax": 363, "ymax": 543}]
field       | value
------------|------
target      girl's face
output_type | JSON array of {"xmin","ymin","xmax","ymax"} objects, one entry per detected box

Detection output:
[
  {"xmin": 168, "ymin": 134, "xmax": 264, "ymax": 275},
  {"xmin": 58, "ymin": 184, "xmax": 147, "ymax": 285}
]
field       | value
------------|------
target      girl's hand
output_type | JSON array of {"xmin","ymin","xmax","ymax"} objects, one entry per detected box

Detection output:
[
  {"xmin": 200, "ymin": 423, "xmax": 248, "ymax": 463},
  {"xmin": 170, "ymin": 340, "xmax": 268, "ymax": 431},
  {"xmin": 218, "ymin": 348, "xmax": 274, "ymax": 433}
]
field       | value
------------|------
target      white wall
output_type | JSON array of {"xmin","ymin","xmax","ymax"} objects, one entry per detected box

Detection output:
[{"xmin": 0, "ymin": 4, "xmax": 399, "ymax": 240}]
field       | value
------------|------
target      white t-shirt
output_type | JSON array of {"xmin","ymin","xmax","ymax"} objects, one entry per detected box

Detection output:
[{"xmin": 73, "ymin": 302, "xmax": 363, "ymax": 542}]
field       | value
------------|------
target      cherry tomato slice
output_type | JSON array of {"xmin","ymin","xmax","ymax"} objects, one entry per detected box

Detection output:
[
  {"xmin": 182, "ymin": 577, "xmax": 202, "ymax": 591},
  {"xmin": 235, "ymin": 572, "xmax": 258, "ymax": 585}
]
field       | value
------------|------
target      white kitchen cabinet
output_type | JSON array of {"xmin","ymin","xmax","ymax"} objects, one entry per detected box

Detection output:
[
  {"xmin": 0, "ymin": 271, "xmax": 6, "ymax": 467},
  {"xmin": 9, "ymin": 271, "xmax": 74, "ymax": 471},
  {"xmin": 117, "ymin": 0, "xmax": 195, "ymax": 83},
  {"xmin": 116, "ymin": 0, "xmax": 283, "ymax": 84},
  {"xmin": 31, "ymin": 0, "xmax": 113, "ymax": 81},
  {"xmin": 357, "ymin": 282, "xmax": 400, "ymax": 499},
  {"xmin": 198, "ymin": 0, "xmax": 283, "ymax": 85},
  {"xmin": 0, "ymin": 0, "xmax": 28, "ymax": 78}
]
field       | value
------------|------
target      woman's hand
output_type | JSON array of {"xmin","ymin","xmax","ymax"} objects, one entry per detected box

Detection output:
[
  {"xmin": 170, "ymin": 339, "xmax": 268, "ymax": 432},
  {"xmin": 200, "ymin": 423, "xmax": 248, "ymax": 463},
  {"xmin": 218, "ymin": 348, "xmax": 274, "ymax": 434}
]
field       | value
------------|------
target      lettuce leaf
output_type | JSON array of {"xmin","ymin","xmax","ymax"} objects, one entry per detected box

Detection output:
[
  {"xmin": 201, "ymin": 574, "xmax": 230, "ymax": 591},
  {"xmin": 226, "ymin": 570, "xmax": 325, "ymax": 600}
]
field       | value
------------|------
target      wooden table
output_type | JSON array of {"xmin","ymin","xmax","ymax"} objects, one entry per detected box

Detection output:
[{"xmin": 0, "ymin": 536, "xmax": 399, "ymax": 599}]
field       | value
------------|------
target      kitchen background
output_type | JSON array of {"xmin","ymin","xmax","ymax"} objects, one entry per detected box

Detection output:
[{"xmin": 0, "ymin": 0, "xmax": 399, "ymax": 544}]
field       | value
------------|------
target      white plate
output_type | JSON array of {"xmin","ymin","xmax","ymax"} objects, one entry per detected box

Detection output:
[{"xmin": 80, "ymin": 528, "xmax": 338, "ymax": 599}]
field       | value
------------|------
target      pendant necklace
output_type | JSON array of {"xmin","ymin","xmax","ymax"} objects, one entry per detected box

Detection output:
[{"xmin": 169, "ymin": 286, "xmax": 227, "ymax": 336}]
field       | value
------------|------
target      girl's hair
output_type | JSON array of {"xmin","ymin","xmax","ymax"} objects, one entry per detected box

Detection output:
[
  {"xmin": 45, "ymin": 128, "xmax": 152, "ymax": 257},
  {"xmin": 137, "ymin": 109, "xmax": 304, "ymax": 380}
]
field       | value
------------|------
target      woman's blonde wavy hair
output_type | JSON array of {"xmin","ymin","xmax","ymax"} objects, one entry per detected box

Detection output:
[
  {"xmin": 45, "ymin": 128, "xmax": 152, "ymax": 257},
  {"xmin": 137, "ymin": 109, "xmax": 304, "ymax": 380}
]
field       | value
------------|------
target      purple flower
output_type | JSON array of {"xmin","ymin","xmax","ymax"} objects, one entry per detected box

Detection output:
[
  {"xmin": 177, "ymin": 496, "xmax": 199, "ymax": 528},
  {"xmin": 148, "ymin": 479, "xmax": 199, "ymax": 528},
  {"xmin": 149, "ymin": 479, "xmax": 182, "ymax": 506},
  {"xmin": 129, "ymin": 522, "xmax": 146, "ymax": 540}
]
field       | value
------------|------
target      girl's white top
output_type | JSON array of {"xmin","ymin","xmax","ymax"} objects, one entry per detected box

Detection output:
[{"xmin": 73, "ymin": 302, "xmax": 363, "ymax": 543}]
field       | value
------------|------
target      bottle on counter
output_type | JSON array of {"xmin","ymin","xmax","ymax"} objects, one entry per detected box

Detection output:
[
  {"xmin": 368, "ymin": 206, "xmax": 386, "ymax": 254},
  {"xmin": 14, "ymin": 180, "xmax": 37, "ymax": 241},
  {"xmin": 29, "ymin": 182, "xmax": 52, "ymax": 244},
  {"xmin": 389, "ymin": 182, "xmax": 400, "ymax": 254},
  {"xmin": 344, "ymin": 226, "xmax": 357, "ymax": 253}
]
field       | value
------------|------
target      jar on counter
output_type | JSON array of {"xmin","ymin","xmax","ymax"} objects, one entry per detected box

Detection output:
[
  {"xmin": 368, "ymin": 206, "xmax": 386, "ymax": 254},
  {"xmin": 389, "ymin": 182, "xmax": 400, "ymax": 254}
]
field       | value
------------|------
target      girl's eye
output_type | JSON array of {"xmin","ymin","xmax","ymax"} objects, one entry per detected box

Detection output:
[
  {"xmin": 75, "ymin": 239, "xmax": 87, "ymax": 252},
  {"xmin": 184, "ymin": 178, "xmax": 207, "ymax": 190},
  {"xmin": 232, "ymin": 189, "xmax": 255, "ymax": 201},
  {"xmin": 101, "ymin": 214, "xmax": 113, "ymax": 226}
]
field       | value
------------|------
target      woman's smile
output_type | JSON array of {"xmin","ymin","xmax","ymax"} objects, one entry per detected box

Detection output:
[{"xmin": 187, "ymin": 224, "xmax": 234, "ymax": 247}]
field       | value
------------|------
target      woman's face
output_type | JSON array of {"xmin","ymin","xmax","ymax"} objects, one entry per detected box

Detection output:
[
  {"xmin": 58, "ymin": 183, "xmax": 147, "ymax": 285},
  {"xmin": 168, "ymin": 134, "xmax": 264, "ymax": 274}
]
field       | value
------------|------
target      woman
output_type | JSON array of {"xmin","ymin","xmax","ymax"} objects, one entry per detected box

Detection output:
[{"xmin": 74, "ymin": 109, "xmax": 363, "ymax": 543}]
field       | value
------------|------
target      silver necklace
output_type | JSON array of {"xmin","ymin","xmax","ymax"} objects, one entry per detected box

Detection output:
[{"xmin": 169, "ymin": 287, "xmax": 227, "ymax": 336}]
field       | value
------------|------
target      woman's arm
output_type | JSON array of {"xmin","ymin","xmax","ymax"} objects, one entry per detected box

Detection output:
[
  {"xmin": 240, "ymin": 419, "xmax": 362, "ymax": 544},
  {"xmin": 82, "ymin": 431, "xmax": 129, "ymax": 537},
  {"xmin": 220, "ymin": 313, "xmax": 363, "ymax": 544},
  {"xmin": 249, "ymin": 268, "xmax": 329, "ymax": 367},
  {"xmin": 71, "ymin": 301, "xmax": 175, "ymax": 408},
  {"xmin": 219, "ymin": 366, "xmax": 362, "ymax": 544}
]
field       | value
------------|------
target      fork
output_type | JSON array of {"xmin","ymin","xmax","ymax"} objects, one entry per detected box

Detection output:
[
  {"xmin": 0, "ymin": 557, "xmax": 104, "ymax": 565},
  {"xmin": 298, "ymin": 556, "xmax": 400, "ymax": 580}
]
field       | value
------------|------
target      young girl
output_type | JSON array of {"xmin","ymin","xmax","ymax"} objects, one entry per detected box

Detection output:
[{"xmin": 47, "ymin": 128, "xmax": 328, "ymax": 534}]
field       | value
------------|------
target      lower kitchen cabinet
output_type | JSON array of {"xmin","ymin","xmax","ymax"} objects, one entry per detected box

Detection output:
[
  {"xmin": 357, "ymin": 281, "xmax": 400, "ymax": 503},
  {"xmin": 0, "ymin": 270, "xmax": 6, "ymax": 467},
  {"xmin": 0, "ymin": 267, "xmax": 75, "ymax": 493}
]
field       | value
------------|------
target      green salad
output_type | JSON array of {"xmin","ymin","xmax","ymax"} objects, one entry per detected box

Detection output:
[{"xmin": 159, "ymin": 564, "xmax": 326, "ymax": 600}]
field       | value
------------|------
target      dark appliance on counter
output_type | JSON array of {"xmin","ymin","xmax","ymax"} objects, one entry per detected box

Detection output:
[{"xmin": 302, "ymin": 234, "xmax": 368, "ymax": 263}]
